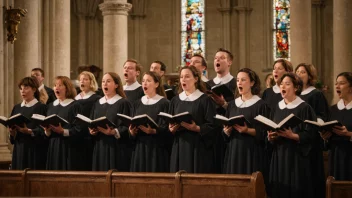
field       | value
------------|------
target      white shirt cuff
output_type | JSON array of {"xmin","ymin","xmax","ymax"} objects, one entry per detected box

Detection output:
[
  {"xmin": 63, "ymin": 129, "xmax": 69, "ymax": 136},
  {"xmin": 114, "ymin": 128, "xmax": 120, "ymax": 139}
]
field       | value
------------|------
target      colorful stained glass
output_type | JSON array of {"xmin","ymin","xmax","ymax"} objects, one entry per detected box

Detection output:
[
  {"xmin": 273, "ymin": 0, "xmax": 290, "ymax": 60},
  {"xmin": 181, "ymin": 0, "xmax": 205, "ymax": 66}
]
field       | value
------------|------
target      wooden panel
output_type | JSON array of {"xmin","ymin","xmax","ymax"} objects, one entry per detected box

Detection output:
[
  {"xmin": 0, "ymin": 170, "xmax": 25, "ymax": 197},
  {"xmin": 327, "ymin": 176, "xmax": 352, "ymax": 198},
  {"xmin": 25, "ymin": 171, "xmax": 111, "ymax": 197},
  {"xmin": 179, "ymin": 172, "xmax": 265, "ymax": 198},
  {"xmin": 111, "ymin": 172, "xmax": 175, "ymax": 198}
]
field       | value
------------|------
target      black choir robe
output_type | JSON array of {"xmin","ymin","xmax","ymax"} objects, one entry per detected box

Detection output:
[
  {"xmin": 9, "ymin": 99, "xmax": 47, "ymax": 170},
  {"xmin": 269, "ymin": 97, "xmax": 316, "ymax": 198},
  {"xmin": 169, "ymin": 90, "xmax": 218, "ymax": 173},
  {"xmin": 91, "ymin": 95, "xmax": 132, "ymax": 171},
  {"xmin": 130, "ymin": 95, "xmax": 172, "ymax": 172},
  {"xmin": 206, "ymin": 74, "xmax": 236, "ymax": 173},
  {"xmin": 75, "ymin": 91, "xmax": 101, "ymax": 170},
  {"xmin": 46, "ymin": 99, "xmax": 82, "ymax": 170},
  {"xmin": 262, "ymin": 85, "xmax": 282, "ymax": 112},
  {"xmin": 300, "ymin": 87, "xmax": 330, "ymax": 198},
  {"xmin": 124, "ymin": 82, "xmax": 144, "ymax": 104},
  {"xmin": 328, "ymin": 99, "xmax": 352, "ymax": 181},
  {"xmin": 222, "ymin": 96, "xmax": 269, "ymax": 175}
]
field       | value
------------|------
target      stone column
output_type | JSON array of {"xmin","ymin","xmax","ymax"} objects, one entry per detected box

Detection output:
[
  {"xmin": 54, "ymin": 0, "xmax": 70, "ymax": 77},
  {"xmin": 312, "ymin": 0, "xmax": 325, "ymax": 73},
  {"xmin": 218, "ymin": 0, "xmax": 232, "ymax": 50},
  {"xmin": 99, "ymin": 0, "xmax": 132, "ymax": 78},
  {"xmin": 234, "ymin": 0, "xmax": 252, "ymax": 69},
  {"xmin": 333, "ymin": 0, "xmax": 352, "ymax": 103},
  {"xmin": 14, "ymin": 0, "xmax": 40, "ymax": 103},
  {"xmin": 290, "ymin": 0, "xmax": 312, "ymax": 66},
  {"xmin": 130, "ymin": 0, "xmax": 146, "ymax": 64}
]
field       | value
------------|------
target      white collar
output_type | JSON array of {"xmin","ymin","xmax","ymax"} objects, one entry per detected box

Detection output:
[
  {"xmin": 123, "ymin": 81, "xmax": 141, "ymax": 91},
  {"xmin": 99, "ymin": 94, "xmax": 122, "ymax": 104},
  {"xmin": 38, "ymin": 84, "xmax": 45, "ymax": 91},
  {"xmin": 53, "ymin": 99, "xmax": 75, "ymax": 107},
  {"xmin": 213, "ymin": 73, "xmax": 233, "ymax": 85},
  {"xmin": 141, "ymin": 94, "xmax": 163, "ymax": 105},
  {"xmin": 75, "ymin": 91, "xmax": 95, "ymax": 100},
  {"xmin": 278, "ymin": 96, "xmax": 305, "ymax": 109},
  {"xmin": 201, "ymin": 75, "xmax": 209, "ymax": 82},
  {"xmin": 301, "ymin": 86, "xmax": 316, "ymax": 95},
  {"xmin": 272, "ymin": 84, "xmax": 280, "ymax": 93},
  {"xmin": 337, "ymin": 99, "xmax": 352, "ymax": 110},
  {"xmin": 235, "ymin": 95, "xmax": 261, "ymax": 108},
  {"xmin": 21, "ymin": 98, "xmax": 38, "ymax": 107},
  {"xmin": 179, "ymin": 89, "xmax": 203, "ymax": 101}
]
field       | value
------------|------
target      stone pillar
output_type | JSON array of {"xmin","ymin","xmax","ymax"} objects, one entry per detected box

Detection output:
[
  {"xmin": 333, "ymin": 0, "xmax": 352, "ymax": 103},
  {"xmin": 14, "ymin": 0, "xmax": 40, "ymax": 103},
  {"xmin": 54, "ymin": 0, "xmax": 70, "ymax": 77},
  {"xmin": 218, "ymin": 0, "xmax": 232, "ymax": 50},
  {"xmin": 234, "ymin": 0, "xmax": 252, "ymax": 69},
  {"xmin": 290, "ymin": 0, "xmax": 312, "ymax": 66},
  {"xmin": 99, "ymin": 0, "xmax": 132, "ymax": 78},
  {"xmin": 312, "ymin": 0, "xmax": 325, "ymax": 73},
  {"xmin": 130, "ymin": 0, "xmax": 146, "ymax": 64}
]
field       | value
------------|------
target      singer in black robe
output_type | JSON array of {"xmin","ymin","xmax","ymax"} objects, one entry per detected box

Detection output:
[
  {"xmin": 75, "ymin": 91, "xmax": 101, "ymax": 170},
  {"xmin": 222, "ymin": 96, "xmax": 269, "ymax": 174},
  {"xmin": 130, "ymin": 95, "xmax": 171, "ymax": 172},
  {"xmin": 10, "ymin": 99, "xmax": 47, "ymax": 170},
  {"xmin": 269, "ymin": 97, "xmax": 316, "ymax": 198},
  {"xmin": 46, "ymin": 99, "xmax": 82, "ymax": 170},
  {"xmin": 300, "ymin": 87, "xmax": 329, "ymax": 198},
  {"xmin": 124, "ymin": 82, "xmax": 144, "ymax": 104},
  {"xmin": 169, "ymin": 90, "xmax": 218, "ymax": 173},
  {"xmin": 327, "ymin": 99, "xmax": 352, "ymax": 180},
  {"xmin": 90, "ymin": 95, "xmax": 132, "ymax": 171}
]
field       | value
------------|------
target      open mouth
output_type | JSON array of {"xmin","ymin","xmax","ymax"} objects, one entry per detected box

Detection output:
[
  {"xmin": 281, "ymin": 90, "xmax": 286, "ymax": 94},
  {"xmin": 182, "ymin": 83, "xmax": 186, "ymax": 87},
  {"xmin": 104, "ymin": 87, "xmax": 108, "ymax": 91},
  {"xmin": 238, "ymin": 87, "xmax": 243, "ymax": 91},
  {"xmin": 55, "ymin": 91, "xmax": 60, "ymax": 94},
  {"xmin": 336, "ymin": 90, "xmax": 341, "ymax": 94},
  {"xmin": 216, "ymin": 63, "xmax": 220, "ymax": 67},
  {"xmin": 143, "ymin": 87, "xmax": 148, "ymax": 91},
  {"xmin": 80, "ymin": 84, "xmax": 84, "ymax": 88},
  {"xmin": 274, "ymin": 75, "xmax": 278, "ymax": 79},
  {"xmin": 124, "ymin": 73, "xmax": 128, "ymax": 77}
]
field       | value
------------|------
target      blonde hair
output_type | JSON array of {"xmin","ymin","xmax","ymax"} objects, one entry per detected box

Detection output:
[{"xmin": 78, "ymin": 71, "xmax": 98, "ymax": 92}]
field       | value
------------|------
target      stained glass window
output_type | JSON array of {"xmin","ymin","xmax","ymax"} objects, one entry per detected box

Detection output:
[
  {"xmin": 273, "ymin": 0, "xmax": 290, "ymax": 60},
  {"xmin": 181, "ymin": 0, "xmax": 205, "ymax": 66}
]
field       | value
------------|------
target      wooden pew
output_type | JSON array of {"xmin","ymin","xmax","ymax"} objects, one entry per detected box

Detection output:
[
  {"xmin": 24, "ymin": 170, "xmax": 114, "ymax": 197},
  {"xmin": 326, "ymin": 176, "xmax": 352, "ymax": 198},
  {"xmin": 0, "ymin": 169, "xmax": 27, "ymax": 197},
  {"xmin": 179, "ymin": 171, "xmax": 265, "ymax": 198},
  {"xmin": 0, "ymin": 170, "xmax": 266, "ymax": 197},
  {"xmin": 111, "ymin": 172, "xmax": 176, "ymax": 198}
]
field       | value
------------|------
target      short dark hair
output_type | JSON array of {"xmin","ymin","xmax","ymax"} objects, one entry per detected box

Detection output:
[
  {"xmin": 273, "ymin": 59, "xmax": 293, "ymax": 72},
  {"xmin": 279, "ymin": 73, "xmax": 303, "ymax": 95},
  {"xmin": 216, "ymin": 48, "xmax": 234, "ymax": 61},
  {"xmin": 152, "ymin": 61, "xmax": 167, "ymax": 72},
  {"xmin": 31, "ymin": 68, "xmax": 45, "ymax": 77},
  {"xmin": 336, "ymin": 72, "xmax": 352, "ymax": 87},
  {"xmin": 18, "ymin": 76, "xmax": 40, "ymax": 100},
  {"xmin": 237, "ymin": 68, "xmax": 261, "ymax": 95},
  {"xmin": 192, "ymin": 54, "xmax": 207, "ymax": 69},
  {"xmin": 178, "ymin": 66, "xmax": 207, "ymax": 93},
  {"xmin": 295, "ymin": 63, "xmax": 318, "ymax": 86},
  {"xmin": 143, "ymin": 71, "xmax": 166, "ymax": 97}
]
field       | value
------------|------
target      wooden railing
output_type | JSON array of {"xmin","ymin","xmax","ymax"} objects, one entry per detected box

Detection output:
[
  {"xmin": 326, "ymin": 176, "xmax": 352, "ymax": 198},
  {"xmin": 0, "ymin": 170, "xmax": 266, "ymax": 198}
]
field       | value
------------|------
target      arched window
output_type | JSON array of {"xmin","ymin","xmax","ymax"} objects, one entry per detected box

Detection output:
[
  {"xmin": 273, "ymin": 0, "xmax": 290, "ymax": 60},
  {"xmin": 181, "ymin": 0, "xmax": 205, "ymax": 66}
]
